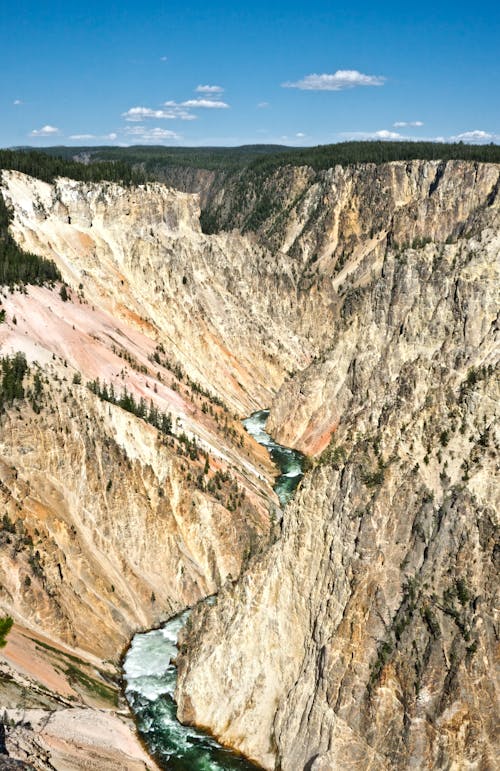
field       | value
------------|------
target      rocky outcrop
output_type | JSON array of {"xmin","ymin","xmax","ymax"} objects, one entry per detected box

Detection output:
[
  {"xmin": 175, "ymin": 174, "xmax": 500, "ymax": 769},
  {"xmin": 0, "ymin": 622, "xmax": 159, "ymax": 770},
  {"xmin": 1, "ymin": 706, "xmax": 158, "ymax": 771}
]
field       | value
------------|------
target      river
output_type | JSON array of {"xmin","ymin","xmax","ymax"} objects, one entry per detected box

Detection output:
[
  {"xmin": 123, "ymin": 409, "xmax": 304, "ymax": 769},
  {"xmin": 242, "ymin": 409, "xmax": 304, "ymax": 507}
]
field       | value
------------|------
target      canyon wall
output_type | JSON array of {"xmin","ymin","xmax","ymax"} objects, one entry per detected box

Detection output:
[
  {"xmin": 1, "ymin": 170, "xmax": 313, "ymax": 413},
  {"xmin": 176, "ymin": 168, "xmax": 500, "ymax": 770},
  {"xmin": 0, "ymin": 170, "xmax": 283, "ymax": 769},
  {"xmin": 0, "ymin": 159, "xmax": 498, "ymax": 769}
]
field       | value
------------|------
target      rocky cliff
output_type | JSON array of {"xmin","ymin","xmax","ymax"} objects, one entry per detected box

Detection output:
[
  {"xmin": 175, "ymin": 166, "xmax": 500, "ymax": 770},
  {"xmin": 0, "ymin": 171, "xmax": 313, "ymax": 413},
  {"xmin": 0, "ymin": 170, "xmax": 284, "ymax": 769},
  {"xmin": 0, "ymin": 159, "xmax": 498, "ymax": 770}
]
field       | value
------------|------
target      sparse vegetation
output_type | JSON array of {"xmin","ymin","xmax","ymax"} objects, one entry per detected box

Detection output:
[
  {"xmin": 87, "ymin": 378, "xmax": 173, "ymax": 435},
  {"xmin": 317, "ymin": 437, "xmax": 346, "ymax": 468},
  {"xmin": 362, "ymin": 461, "xmax": 386, "ymax": 488},
  {"xmin": 32, "ymin": 637, "xmax": 118, "ymax": 705},
  {"xmin": 0, "ymin": 192, "xmax": 61, "ymax": 287},
  {"xmin": 149, "ymin": 344, "xmax": 228, "ymax": 410},
  {"xmin": 112, "ymin": 344, "xmax": 147, "ymax": 374},
  {"xmin": 0, "ymin": 616, "xmax": 13, "ymax": 648},
  {"xmin": 0, "ymin": 352, "xmax": 28, "ymax": 410}
]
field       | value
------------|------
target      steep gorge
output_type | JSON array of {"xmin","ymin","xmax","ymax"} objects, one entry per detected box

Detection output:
[
  {"xmin": 0, "ymin": 158, "xmax": 498, "ymax": 769},
  {"xmin": 175, "ymin": 167, "xmax": 500, "ymax": 769}
]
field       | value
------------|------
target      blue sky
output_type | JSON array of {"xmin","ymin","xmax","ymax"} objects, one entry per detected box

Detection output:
[{"xmin": 2, "ymin": 0, "xmax": 499, "ymax": 147}]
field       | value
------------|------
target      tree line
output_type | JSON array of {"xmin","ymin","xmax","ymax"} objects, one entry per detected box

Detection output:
[
  {"xmin": 30, "ymin": 140, "xmax": 500, "ymax": 177},
  {"xmin": 0, "ymin": 149, "xmax": 146, "ymax": 185},
  {"xmin": 246, "ymin": 140, "xmax": 500, "ymax": 173}
]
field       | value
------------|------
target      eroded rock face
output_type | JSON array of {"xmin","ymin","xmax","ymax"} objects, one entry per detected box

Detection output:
[
  {"xmin": 198, "ymin": 159, "xmax": 499, "ymax": 255},
  {"xmin": 0, "ymin": 171, "xmax": 313, "ymax": 414},
  {"xmin": 0, "ymin": 160, "xmax": 498, "ymax": 770},
  {"xmin": 0, "ymin": 377, "xmax": 273, "ymax": 660},
  {"xmin": 175, "ymin": 179, "xmax": 500, "ymax": 769},
  {"xmin": 0, "ymin": 170, "xmax": 287, "ymax": 768}
]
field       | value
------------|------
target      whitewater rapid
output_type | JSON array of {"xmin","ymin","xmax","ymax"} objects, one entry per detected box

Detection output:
[{"xmin": 123, "ymin": 409, "xmax": 304, "ymax": 769}]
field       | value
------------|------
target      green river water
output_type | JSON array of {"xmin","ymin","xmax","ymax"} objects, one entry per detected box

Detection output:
[{"xmin": 123, "ymin": 410, "xmax": 304, "ymax": 769}]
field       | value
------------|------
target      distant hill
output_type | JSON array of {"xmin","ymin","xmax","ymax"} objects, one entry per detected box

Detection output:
[
  {"xmin": 33, "ymin": 144, "xmax": 292, "ymax": 172},
  {"xmin": 2, "ymin": 142, "xmax": 500, "ymax": 185}
]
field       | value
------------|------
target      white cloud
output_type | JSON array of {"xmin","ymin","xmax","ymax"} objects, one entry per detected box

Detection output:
[
  {"xmin": 374, "ymin": 129, "xmax": 403, "ymax": 139},
  {"xmin": 122, "ymin": 106, "xmax": 196, "ymax": 121},
  {"xmin": 451, "ymin": 129, "xmax": 495, "ymax": 143},
  {"xmin": 196, "ymin": 84, "xmax": 224, "ymax": 94},
  {"xmin": 30, "ymin": 125, "xmax": 60, "ymax": 136},
  {"xmin": 283, "ymin": 69, "xmax": 385, "ymax": 91},
  {"xmin": 296, "ymin": 132, "xmax": 306, "ymax": 137},
  {"xmin": 160, "ymin": 56, "xmax": 168, "ymax": 61},
  {"xmin": 337, "ymin": 128, "xmax": 499, "ymax": 144},
  {"xmin": 339, "ymin": 129, "xmax": 403, "ymax": 140},
  {"xmin": 13, "ymin": 99, "xmax": 23, "ymax": 106},
  {"xmin": 124, "ymin": 126, "xmax": 181, "ymax": 142},
  {"xmin": 164, "ymin": 98, "xmax": 229, "ymax": 109},
  {"xmin": 394, "ymin": 121, "xmax": 424, "ymax": 128},
  {"xmin": 181, "ymin": 98, "xmax": 228, "ymax": 109},
  {"xmin": 257, "ymin": 101, "xmax": 270, "ymax": 109},
  {"xmin": 69, "ymin": 132, "xmax": 119, "ymax": 142}
]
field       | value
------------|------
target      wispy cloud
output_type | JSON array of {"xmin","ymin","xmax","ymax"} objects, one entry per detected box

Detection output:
[
  {"xmin": 69, "ymin": 132, "xmax": 118, "ymax": 142},
  {"xmin": 257, "ymin": 101, "xmax": 270, "ymax": 109},
  {"xmin": 160, "ymin": 56, "xmax": 168, "ymax": 62},
  {"xmin": 338, "ymin": 127, "xmax": 499, "ymax": 144},
  {"xmin": 164, "ymin": 98, "xmax": 229, "ymax": 109},
  {"xmin": 122, "ymin": 106, "xmax": 196, "ymax": 121},
  {"xmin": 196, "ymin": 84, "xmax": 224, "ymax": 94},
  {"xmin": 30, "ymin": 124, "xmax": 60, "ymax": 136},
  {"xmin": 450, "ymin": 129, "xmax": 497, "ymax": 143},
  {"xmin": 283, "ymin": 69, "xmax": 385, "ymax": 91},
  {"xmin": 124, "ymin": 126, "xmax": 181, "ymax": 142},
  {"xmin": 394, "ymin": 121, "xmax": 424, "ymax": 128},
  {"xmin": 13, "ymin": 99, "xmax": 23, "ymax": 106},
  {"xmin": 182, "ymin": 98, "xmax": 228, "ymax": 109},
  {"xmin": 339, "ymin": 129, "xmax": 403, "ymax": 140}
]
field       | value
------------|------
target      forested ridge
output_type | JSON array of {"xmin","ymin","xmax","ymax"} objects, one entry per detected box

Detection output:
[
  {"xmin": 246, "ymin": 140, "xmax": 500, "ymax": 171},
  {"xmin": 0, "ymin": 149, "xmax": 146, "ymax": 185},
  {"xmin": 40, "ymin": 144, "xmax": 287, "ymax": 172},
  {"xmin": 3, "ymin": 141, "xmax": 500, "ymax": 182},
  {"xmin": 1, "ymin": 141, "xmax": 500, "ymax": 253}
]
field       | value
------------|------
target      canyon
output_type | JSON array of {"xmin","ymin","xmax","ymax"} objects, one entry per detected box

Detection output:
[{"xmin": 0, "ymin": 158, "xmax": 498, "ymax": 769}]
